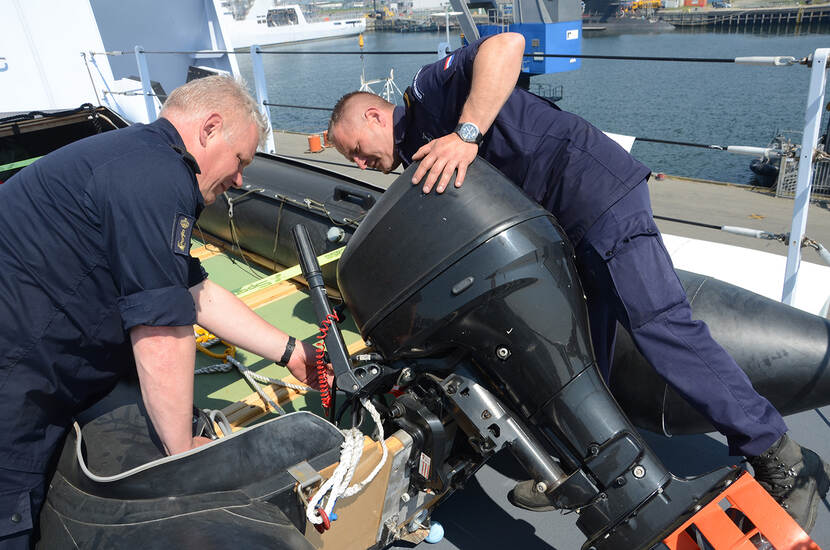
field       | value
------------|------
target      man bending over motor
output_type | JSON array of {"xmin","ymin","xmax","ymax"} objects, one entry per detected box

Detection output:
[{"xmin": 326, "ymin": 32, "xmax": 830, "ymax": 532}]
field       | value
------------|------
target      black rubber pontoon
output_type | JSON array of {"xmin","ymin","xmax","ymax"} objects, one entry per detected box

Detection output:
[
  {"xmin": 40, "ymin": 381, "xmax": 342, "ymax": 550},
  {"xmin": 197, "ymin": 152, "xmax": 381, "ymax": 284},
  {"xmin": 611, "ymin": 270, "xmax": 830, "ymax": 435}
]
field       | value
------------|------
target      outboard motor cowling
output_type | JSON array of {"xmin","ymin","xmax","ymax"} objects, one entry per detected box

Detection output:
[
  {"xmin": 338, "ymin": 158, "xmax": 594, "ymax": 408},
  {"xmin": 337, "ymin": 160, "xmax": 733, "ymax": 549}
]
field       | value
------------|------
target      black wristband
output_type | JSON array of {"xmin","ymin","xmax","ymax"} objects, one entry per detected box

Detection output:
[{"xmin": 278, "ymin": 336, "xmax": 296, "ymax": 366}]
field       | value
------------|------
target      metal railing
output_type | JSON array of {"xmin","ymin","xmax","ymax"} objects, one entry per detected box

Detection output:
[
  {"xmin": 780, "ymin": 49, "xmax": 829, "ymax": 305},
  {"xmin": 776, "ymin": 155, "xmax": 830, "ymax": 199}
]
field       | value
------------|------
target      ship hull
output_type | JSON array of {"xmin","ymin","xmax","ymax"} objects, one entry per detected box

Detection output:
[
  {"xmin": 227, "ymin": 18, "xmax": 366, "ymax": 49},
  {"xmin": 582, "ymin": 16, "xmax": 675, "ymax": 34}
]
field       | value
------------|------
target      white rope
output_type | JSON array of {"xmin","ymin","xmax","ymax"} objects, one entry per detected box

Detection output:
[
  {"xmin": 194, "ymin": 363, "xmax": 234, "ymax": 374},
  {"xmin": 246, "ymin": 368, "xmax": 317, "ymax": 392},
  {"xmin": 194, "ymin": 352, "xmax": 316, "ymax": 420},
  {"xmin": 306, "ymin": 429, "xmax": 364, "ymax": 525},
  {"xmin": 226, "ymin": 355, "xmax": 315, "ymax": 392},
  {"xmin": 240, "ymin": 366, "xmax": 286, "ymax": 415},
  {"xmin": 343, "ymin": 399, "xmax": 387, "ymax": 497},
  {"xmin": 306, "ymin": 398, "xmax": 388, "ymax": 526}
]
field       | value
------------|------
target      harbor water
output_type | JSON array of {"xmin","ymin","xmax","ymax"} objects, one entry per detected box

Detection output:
[{"xmin": 236, "ymin": 28, "xmax": 830, "ymax": 186}]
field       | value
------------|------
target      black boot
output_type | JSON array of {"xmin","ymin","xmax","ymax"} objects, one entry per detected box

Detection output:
[
  {"xmin": 747, "ymin": 433, "xmax": 830, "ymax": 533},
  {"xmin": 507, "ymin": 480, "xmax": 557, "ymax": 512}
]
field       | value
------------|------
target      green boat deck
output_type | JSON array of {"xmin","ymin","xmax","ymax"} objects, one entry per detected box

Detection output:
[{"xmin": 189, "ymin": 235, "xmax": 366, "ymax": 428}]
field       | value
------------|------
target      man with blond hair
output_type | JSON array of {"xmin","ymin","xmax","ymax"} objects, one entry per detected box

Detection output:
[{"xmin": 0, "ymin": 76, "xmax": 322, "ymax": 549}]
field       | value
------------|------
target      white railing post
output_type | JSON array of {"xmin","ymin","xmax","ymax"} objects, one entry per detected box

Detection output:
[
  {"xmin": 134, "ymin": 46, "xmax": 157, "ymax": 122},
  {"xmin": 782, "ymin": 49, "xmax": 829, "ymax": 306},
  {"xmin": 250, "ymin": 45, "xmax": 276, "ymax": 154}
]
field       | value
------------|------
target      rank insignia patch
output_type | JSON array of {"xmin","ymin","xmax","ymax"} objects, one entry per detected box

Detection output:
[{"xmin": 171, "ymin": 213, "xmax": 195, "ymax": 256}]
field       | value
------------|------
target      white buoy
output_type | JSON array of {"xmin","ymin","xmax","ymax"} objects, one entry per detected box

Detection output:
[{"xmin": 425, "ymin": 521, "xmax": 444, "ymax": 544}]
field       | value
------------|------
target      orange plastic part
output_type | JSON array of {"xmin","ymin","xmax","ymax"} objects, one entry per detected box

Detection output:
[
  {"xmin": 308, "ymin": 134, "xmax": 323, "ymax": 153},
  {"xmin": 663, "ymin": 471, "xmax": 821, "ymax": 550},
  {"xmin": 323, "ymin": 130, "xmax": 331, "ymax": 147}
]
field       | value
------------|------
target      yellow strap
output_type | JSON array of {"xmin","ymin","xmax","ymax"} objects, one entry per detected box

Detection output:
[
  {"xmin": 235, "ymin": 245, "xmax": 346, "ymax": 298},
  {"xmin": 0, "ymin": 156, "xmax": 42, "ymax": 173}
]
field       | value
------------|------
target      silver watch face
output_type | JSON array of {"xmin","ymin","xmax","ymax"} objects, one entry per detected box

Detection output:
[{"xmin": 458, "ymin": 123, "xmax": 480, "ymax": 142}]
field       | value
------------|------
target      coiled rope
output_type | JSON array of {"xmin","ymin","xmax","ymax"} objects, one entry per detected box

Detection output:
[{"xmin": 305, "ymin": 397, "xmax": 388, "ymax": 530}]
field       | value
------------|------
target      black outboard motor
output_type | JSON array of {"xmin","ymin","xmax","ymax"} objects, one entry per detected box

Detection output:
[{"xmin": 337, "ymin": 159, "xmax": 734, "ymax": 549}]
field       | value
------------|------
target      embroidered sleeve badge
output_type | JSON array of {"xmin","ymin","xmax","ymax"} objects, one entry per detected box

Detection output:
[{"xmin": 171, "ymin": 213, "xmax": 195, "ymax": 256}]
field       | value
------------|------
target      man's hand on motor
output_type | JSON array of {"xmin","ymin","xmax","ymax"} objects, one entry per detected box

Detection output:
[{"xmin": 411, "ymin": 133, "xmax": 478, "ymax": 194}]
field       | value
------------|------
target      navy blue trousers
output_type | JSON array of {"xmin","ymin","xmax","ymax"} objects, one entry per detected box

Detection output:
[{"xmin": 574, "ymin": 181, "xmax": 787, "ymax": 457}]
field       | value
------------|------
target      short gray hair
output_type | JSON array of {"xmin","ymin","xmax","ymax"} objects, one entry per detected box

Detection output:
[
  {"xmin": 328, "ymin": 91, "xmax": 393, "ymax": 142},
  {"xmin": 160, "ymin": 75, "xmax": 269, "ymax": 146}
]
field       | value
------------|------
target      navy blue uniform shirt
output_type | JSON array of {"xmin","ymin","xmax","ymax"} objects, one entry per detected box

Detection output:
[
  {"xmin": 393, "ymin": 37, "xmax": 651, "ymax": 246},
  {"xmin": 0, "ymin": 118, "xmax": 206, "ymax": 471}
]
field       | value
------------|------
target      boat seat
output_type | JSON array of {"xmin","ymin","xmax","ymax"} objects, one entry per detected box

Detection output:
[{"xmin": 39, "ymin": 380, "xmax": 343, "ymax": 550}]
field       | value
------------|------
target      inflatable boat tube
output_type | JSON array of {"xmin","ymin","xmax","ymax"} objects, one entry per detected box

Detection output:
[{"xmin": 611, "ymin": 270, "xmax": 830, "ymax": 435}]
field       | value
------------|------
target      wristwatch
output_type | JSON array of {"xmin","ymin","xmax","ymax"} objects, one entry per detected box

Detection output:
[{"xmin": 454, "ymin": 122, "xmax": 484, "ymax": 145}]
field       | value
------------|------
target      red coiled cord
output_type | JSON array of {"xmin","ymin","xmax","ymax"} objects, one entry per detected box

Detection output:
[{"xmin": 315, "ymin": 312, "xmax": 338, "ymax": 409}]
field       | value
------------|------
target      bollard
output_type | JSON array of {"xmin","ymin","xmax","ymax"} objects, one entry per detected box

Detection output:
[
  {"xmin": 308, "ymin": 134, "xmax": 323, "ymax": 153},
  {"xmin": 323, "ymin": 130, "xmax": 331, "ymax": 147}
]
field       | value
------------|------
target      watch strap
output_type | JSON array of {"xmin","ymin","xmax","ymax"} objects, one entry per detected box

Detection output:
[{"xmin": 278, "ymin": 336, "xmax": 296, "ymax": 366}]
